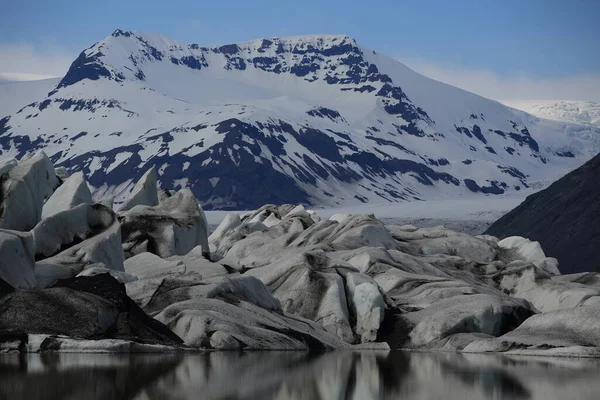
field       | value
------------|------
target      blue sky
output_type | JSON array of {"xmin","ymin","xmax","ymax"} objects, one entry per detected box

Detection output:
[{"xmin": 1, "ymin": 0, "xmax": 599, "ymax": 100}]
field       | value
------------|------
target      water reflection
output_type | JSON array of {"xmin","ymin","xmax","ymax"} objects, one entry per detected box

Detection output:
[{"xmin": 1, "ymin": 351, "xmax": 599, "ymax": 400}]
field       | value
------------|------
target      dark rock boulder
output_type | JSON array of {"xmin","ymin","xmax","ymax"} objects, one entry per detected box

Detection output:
[
  {"xmin": 0, "ymin": 276, "xmax": 14, "ymax": 297},
  {"xmin": 0, "ymin": 274, "xmax": 182, "ymax": 346},
  {"xmin": 53, "ymin": 274, "xmax": 183, "ymax": 345},
  {"xmin": 486, "ymin": 153, "xmax": 600, "ymax": 273}
]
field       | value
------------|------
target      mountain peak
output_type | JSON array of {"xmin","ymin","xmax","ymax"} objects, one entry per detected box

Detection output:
[
  {"xmin": 111, "ymin": 29, "xmax": 134, "ymax": 38},
  {"xmin": 55, "ymin": 30, "xmax": 365, "ymax": 92},
  {"xmin": 105, "ymin": 30, "xmax": 357, "ymax": 52},
  {"xmin": 4, "ymin": 30, "xmax": 598, "ymax": 210}
]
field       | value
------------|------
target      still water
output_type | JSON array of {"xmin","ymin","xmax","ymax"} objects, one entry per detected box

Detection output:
[{"xmin": 1, "ymin": 351, "xmax": 599, "ymax": 400}]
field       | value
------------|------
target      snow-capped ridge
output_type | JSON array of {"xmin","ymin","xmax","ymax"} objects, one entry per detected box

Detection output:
[{"xmin": 56, "ymin": 30, "xmax": 372, "ymax": 94}]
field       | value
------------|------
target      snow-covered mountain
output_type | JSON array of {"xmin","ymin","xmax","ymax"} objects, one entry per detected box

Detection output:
[{"xmin": 1, "ymin": 29, "xmax": 598, "ymax": 209}]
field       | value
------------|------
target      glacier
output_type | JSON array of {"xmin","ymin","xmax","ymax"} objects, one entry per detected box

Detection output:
[{"xmin": 1, "ymin": 154, "xmax": 600, "ymax": 356}]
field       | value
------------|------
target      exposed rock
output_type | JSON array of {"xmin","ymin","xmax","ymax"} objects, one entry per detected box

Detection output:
[
  {"xmin": 41, "ymin": 171, "xmax": 92, "ymax": 219},
  {"xmin": 119, "ymin": 166, "xmax": 159, "ymax": 212},
  {"xmin": 0, "ymin": 274, "xmax": 182, "ymax": 346},
  {"xmin": 0, "ymin": 276, "xmax": 14, "ymax": 297},
  {"xmin": 0, "ymin": 288, "xmax": 118, "ymax": 339},
  {"xmin": 486, "ymin": 152, "xmax": 600, "ymax": 273},
  {"xmin": 54, "ymin": 274, "xmax": 183, "ymax": 344}
]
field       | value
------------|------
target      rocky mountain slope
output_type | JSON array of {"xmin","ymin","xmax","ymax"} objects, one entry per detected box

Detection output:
[
  {"xmin": 1, "ymin": 30, "xmax": 598, "ymax": 209},
  {"xmin": 486, "ymin": 152, "xmax": 600, "ymax": 274},
  {"xmin": 2, "ymin": 152, "xmax": 600, "ymax": 356}
]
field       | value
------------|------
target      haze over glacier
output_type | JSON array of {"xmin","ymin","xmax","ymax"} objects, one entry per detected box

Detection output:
[
  {"xmin": 503, "ymin": 100, "xmax": 600, "ymax": 128},
  {"xmin": 0, "ymin": 29, "xmax": 599, "ymax": 210}
]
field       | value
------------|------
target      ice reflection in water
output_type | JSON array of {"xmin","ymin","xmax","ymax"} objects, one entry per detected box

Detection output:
[{"xmin": 1, "ymin": 351, "xmax": 599, "ymax": 400}]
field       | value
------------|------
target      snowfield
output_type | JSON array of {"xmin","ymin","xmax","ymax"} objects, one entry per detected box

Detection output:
[{"xmin": 0, "ymin": 78, "xmax": 60, "ymax": 118}]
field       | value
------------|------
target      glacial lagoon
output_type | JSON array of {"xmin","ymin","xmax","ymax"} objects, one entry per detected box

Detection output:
[{"xmin": 1, "ymin": 351, "xmax": 599, "ymax": 400}]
